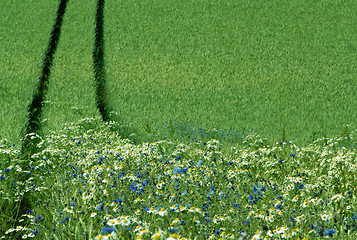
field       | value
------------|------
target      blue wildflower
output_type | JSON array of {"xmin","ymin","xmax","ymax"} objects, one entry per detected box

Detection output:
[
  {"xmin": 233, "ymin": 203, "xmax": 240, "ymax": 208},
  {"xmin": 112, "ymin": 198, "xmax": 123, "ymax": 203},
  {"xmin": 173, "ymin": 167, "xmax": 180, "ymax": 175},
  {"xmin": 324, "ymin": 228, "xmax": 336, "ymax": 236},
  {"xmin": 98, "ymin": 156, "xmax": 104, "ymax": 164},
  {"xmin": 26, "ymin": 210, "xmax": 33, "ymax": 214},
  {"xmin": 197, "ymin": 159, "xmax": 202, "ymax": 167},
  {"xmin": 130, "ymin": 183, "xmax": 138, "ymax": 192},
  {"xmin": 169, "ymin": 227, "xmax": 179, "ymax": 233},
  {"xmin": 102, "ymin": 227, "xmax": 116, "ymax": 234},
  {"xmin": 60, "ymin": 216, "xmax": 70, "ymax": 224},
  {"xmin": 95, "ymin": 203, "xmax": 104, "ymax": 212},
  {"xmin": 35, "ymin": 215, "xmax": 44, "ymax": 222}
]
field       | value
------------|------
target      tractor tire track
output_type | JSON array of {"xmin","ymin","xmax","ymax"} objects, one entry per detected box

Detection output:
[
  {"xmin": 17, "ymin": 0, "xmax": 68, "ymax": 233},
  {"xmin": 93, "ymin": 0, "xmax": 109, "ymax": 122},
  {"xmin": 22, "ymin": 0, "xmax": 68, "ymax": 154}
]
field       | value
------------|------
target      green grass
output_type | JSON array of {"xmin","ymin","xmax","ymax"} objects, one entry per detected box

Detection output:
[
  {"xmin": 1, "ymin": 118, "xmax": 357, "ymax": 239},
  {"xmin": 0, "ymin": 0, "xmax": 58, "ymax": 145},
  {"xmin": 105, "ymin": 0, "xmax": 357, "ymax": 147},
  {"xmin": 41, "ymin": 0, "xmax": 100, "ymax": 136}
]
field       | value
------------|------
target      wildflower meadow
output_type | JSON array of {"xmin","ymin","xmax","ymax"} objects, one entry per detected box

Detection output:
[{"xmin": 1, "ymin": 118, "xmax": 357, "ymax": 239}]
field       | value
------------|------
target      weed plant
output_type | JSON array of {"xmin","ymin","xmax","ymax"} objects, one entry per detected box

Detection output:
[{"xmin": 1, "ymin": 117, "xmax": 357, "ymax": 239}]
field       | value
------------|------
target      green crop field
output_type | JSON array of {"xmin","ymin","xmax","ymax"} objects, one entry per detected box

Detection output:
[
  {"xmin": 0, "ymin": 0, "xmax": 58, "ymax": 145},
  {"xmin": 105, "ymin": 0, "xmax": 357, "ymax": 147},
  {"xmin": 1, "ymin": 0, "xmax": 357, "ymax": 239}
]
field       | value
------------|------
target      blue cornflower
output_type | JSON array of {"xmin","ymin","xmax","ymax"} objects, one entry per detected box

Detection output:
[
  {"xmin": 242, "ymin": 219, "xmax": 250, "ymax": 225},
  {"xmin": 169, "ymin": 227, "xmax": 179, "ymax": 233},
  {"xmin": 112, "ymin": 198, "xmax": 123, "ymax": 203},
  {"xmin": 35, "ymin": 215, "xmax": 44, "ymax": 222},
  {"xmin": 60, "ymin": 216, "xmax": 70, "ymax": 224},
  {"xmin": 233, "ymin": 203, "xmax": 240, "ymax": 208},
  {"xmin": 175, "ymin": 155, "xmax": 182, "ymax": 160},
  {"xmin": 197, "ymin": 159, "xmax": 202, "ymax": 167},
  {"xmin": 95, "ymin": 203, "xmax": 104, "ymax": 212},
  {"xmin": 102, "ymin": 227, "xmax": 116, "ymax": 234},
  {"xmin": 290, "ymin": 153, "xmax": 296, "ymax": 157},
  {"xmin": 98, "ymin": 156, "xmax": 104, "ymax": 164},
  {"xmin": 275, "ymin": 204, "xmax": 283, "ymax": 210},
  {"xmin": 278, "ymin": 159, "xmax": 284, "ymax": 163},
  {"xmin": 26, "ymin": 210, "xmax": 33, "ymax": 214},
  {"xmin": 130, "ymin": 183, "xmax": 138, "ymax": 192},
  {"xmin": 173, "ymin": 167, "xmax": 181, "ymax": 175},
  {"xmin": 324, "ymin": 228, "xmax": 336, "ymax": 236},
  {"xmin": 298, "ymin": 184, "xmax": 304, "ymax": 189},
  {"xmin": 0, "ymin": 176, "xmax": 5, "ymax": 180}
]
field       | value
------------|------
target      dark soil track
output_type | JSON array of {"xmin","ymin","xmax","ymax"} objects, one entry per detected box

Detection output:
[
  {"xmin": 19, "ymin": 0, "xmax": 110, "ymax": 228},
  {"xmin": 23, "ymin": 0, "xmax": 68, "ymax": 153},
  {"xmin": 93, "ymin": 0, "xmax": 109, "ymax": 122},
  {"xmin": 17, "ymin": 0, "xmax": 69, "ymax": 231},
  {"xmin": 23, "ymin": 0, "xmax": 109, "ymax": 153}
]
